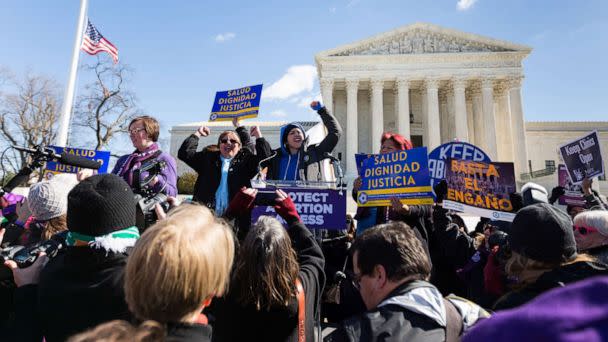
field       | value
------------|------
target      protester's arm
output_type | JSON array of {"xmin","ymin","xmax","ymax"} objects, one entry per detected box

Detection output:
[
  {"xmin": 177, "ymin": 126, "xmax": 209, "ymax": 173},
  {"xmin": 235, "ymin": 124, "xmax": 255, "ymax": 154},
  {"xmin": 432, "ymin": 204, "xmax": 476, "ymax": 269},
  {"xmin": 253, "ymin": 127, "xmax": 272, "ymax": 161},
  {"xmin": 111, "ymin": 155, "xmax": 128, "ymax": 175},
  {"xmin": 311, "ymin": 101, "xmax": 342, "ymax": 155},
  {"xmin": 582, "ymin": 178, "xmax": 607, "ymax": 210}
]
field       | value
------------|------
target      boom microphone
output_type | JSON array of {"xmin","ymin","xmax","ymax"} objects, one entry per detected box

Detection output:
[
  {"xmin": 58, "ymin": 152, "xmax": 102, "ymax": 170},
  {"xmin": 12, "ymin": 146, "xmax": 101, "ymax": 170}
]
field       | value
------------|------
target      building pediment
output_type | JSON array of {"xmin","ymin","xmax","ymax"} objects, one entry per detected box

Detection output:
[{"xmin": 317, "ymin": 22, "xmax": 531, "ymax": 57}]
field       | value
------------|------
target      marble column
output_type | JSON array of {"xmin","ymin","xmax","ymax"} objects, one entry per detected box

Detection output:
[
  {"xmin": 395, "ymin": 78, "xmax": 411, "ymax": 139},
  {"xmin": 466, "ymin": 93, "xmax": 475, "ymax": 145},
  {"xmin": 439, "ymin": 90, "xmax": 448, "ymax": 143},
  {"xmin": 370, "ymin": 78, "xmax": 384, "ymax": 153},
  {"xmin": 481, "ymin": 78, "xmax": 498, "ymax": 159},
  {"xmin": 446, "ymin": 87, "xmax": 456, "ymax": 142},
  {"xmin": 495, "ymin": 82, "xmax": 513, "ymax": 162},
  {"xmin": 320, "ymin": 77, "xmax": 334, "ymax": 113},
  {"xmin": 425, "ymin": 79, "xmax": 441, "ymax": 151},
  {"xmin": 508, "ymin": 76, "xmax": 529, "ymax": 179},
  {"xmin": 421, "ymin": 88, "xmax": 428, "ymax": 146},
  {"xmin": 345, "ymin": 78, "xmax": 359, "ymax": 177},
  {"xmin": 452, "ymin": 78, "xmax": 469, "ymax": 142},
  {"xmin": 470, "ymin": 84, "xmax": 484, "ymax": 149}
]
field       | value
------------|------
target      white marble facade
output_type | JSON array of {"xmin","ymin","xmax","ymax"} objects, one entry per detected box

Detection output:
[{"xmin": 315, "ymin": 22, "xmax": 532, "ymax": 179}]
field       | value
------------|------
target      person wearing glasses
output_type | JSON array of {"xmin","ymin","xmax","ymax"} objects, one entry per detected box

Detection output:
[
  {"xmin": 112, "ymin": 115, "xmax": 178, "ymax": 196},
  {"xmin": 177, "ymin": 121, "xmax": 271, "ymax": 233},
  {"xmin": 573, "ymin": 210, "xmax": 608, "ymax": 264}
]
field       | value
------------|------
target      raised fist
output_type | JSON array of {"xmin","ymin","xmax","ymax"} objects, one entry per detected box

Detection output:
[{"xmin": 197, "ymin": 126, "xmax": 210, "ymax": 137}]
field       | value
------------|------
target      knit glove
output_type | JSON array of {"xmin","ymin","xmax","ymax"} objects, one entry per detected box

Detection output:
[
  {"xmin": 274, "ymin": 196, "xmax": 301, "ymax": 225},
  {"xmin": 224, "ymin": 187, "xmax": 256, "ymax": 218},
  {"xmin": 310, "ymin": 101, "xmax": 323, "ymax": 111},
  {"xmin": 549, "ymin": 186, "xmax": 565, "ymax": 204}
]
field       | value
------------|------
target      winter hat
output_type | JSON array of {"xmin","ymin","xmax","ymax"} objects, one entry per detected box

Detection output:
[
  {"xmin": 509, "ymin": 203, "xmax": 577, "ymax": 263},
  {"xmin": 281, "ymin": 122, "xmax": 306, "ymax": 148},
  {"xmin": 67, "ymin": 173, "xmax": 136, "ymax": 237},
  {"xmin": 521, "ymin": 182, "xmax": 549, "ymax": 207},
  {"xmin": 27, "ymin": 173, "xmax": 79, "ymax": 221}
]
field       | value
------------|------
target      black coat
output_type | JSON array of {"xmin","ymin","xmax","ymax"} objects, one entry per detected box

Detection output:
[
  {"xmin": 209, "ymin": 221, "xmax": 325, "ymax": 342},
  {"xmin": 265, "ymin": 107, "xmax": 342, "ymax": 181},
  {"xmin": 10, "ymin": 247, "xmax": 130, "ymax": 342},
  {"xmin": 166, "ymin": 322, "xmax": 212, "ymax": 342},
  {"xmin": 178, "ymin": 127, "xmax": 272, "ymax": 208},
  {"xmin": 493, "ymin": 260, "xmax": 608, "ymax": 311}
]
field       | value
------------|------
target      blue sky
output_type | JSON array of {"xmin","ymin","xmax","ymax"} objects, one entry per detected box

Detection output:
[{"xmin": 1, "ymin": 0, "xmax": 606, "ymax": 146}]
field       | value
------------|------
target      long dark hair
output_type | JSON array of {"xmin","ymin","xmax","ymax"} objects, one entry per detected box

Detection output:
[{"xmin": 230, "ymin": 216, "xmax": 299, "ymax": 311}]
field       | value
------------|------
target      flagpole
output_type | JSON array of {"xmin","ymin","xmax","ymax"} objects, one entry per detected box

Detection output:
[{"xmin": 56, "ymin": 0, "xmax": 89, "ymax": 147}]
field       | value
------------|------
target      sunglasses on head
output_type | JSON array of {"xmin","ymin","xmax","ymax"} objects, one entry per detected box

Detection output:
[
  {"xmin": 220, "ymin": 138, "xmax": 239, "ymax": 145},
  {"xmin": 573, "ymin": 225, "xmax": 598, "ymax": 235}
]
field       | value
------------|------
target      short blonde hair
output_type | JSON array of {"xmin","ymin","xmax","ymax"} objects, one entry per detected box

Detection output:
[{"xmin": 125, "ymin": 204, "xmax": 235, "ymax": 323}]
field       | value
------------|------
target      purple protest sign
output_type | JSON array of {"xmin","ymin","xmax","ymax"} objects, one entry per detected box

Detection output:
[
  {"xmin": 558, "ymin": 164, "xmax": 586, "ymax": 206},
  {"xmin": 251, "ymin": 187, "xmax": 346, "ymax": 230}
]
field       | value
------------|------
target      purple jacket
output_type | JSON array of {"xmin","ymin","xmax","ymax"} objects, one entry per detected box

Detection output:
[
  {"xmin": 464, "ymin": 276, "xmax": 608, "ymax": 342},
  {"xmin": 112, "ymin": 150, "xmax": 177, "ymax": 197}
]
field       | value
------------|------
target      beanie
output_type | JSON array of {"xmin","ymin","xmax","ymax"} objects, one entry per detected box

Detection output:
[
  {"xmin": 281, "ymin": 123, "xmax": 306, "ymax": 147},
  {"xmin": 28, "ymin": 174, "xmax": 79, "ymax": 221},
  {"xmin": 67, "ymin": 174, "xmax": 136, "ymax": 236},
  {"xmin": 509, "ymin": 203, "xmax": 577, "ymax": 263},
  {"xmin": 521, "ymin": 182, "xmax": 549, "ymax": 207}
]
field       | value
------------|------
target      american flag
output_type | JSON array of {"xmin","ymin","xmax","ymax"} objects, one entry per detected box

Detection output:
[{"xmin": 80, "ymin": 19, "xmax": 119, "ymax": 63}]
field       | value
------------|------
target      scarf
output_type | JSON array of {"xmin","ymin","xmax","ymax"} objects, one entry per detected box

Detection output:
[
  {"xmin": 66, "ymin": 226, "xmax": 140, "ymax": 253},
  {"xmin": 116, "ymin": 143, "xmax": 160, "ymax": 187}
]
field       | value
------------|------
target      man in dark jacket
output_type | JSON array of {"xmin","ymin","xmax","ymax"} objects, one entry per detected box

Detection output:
[
  {"xmin": 265, "ymin": 101, "xmax": 342, "ymax": 181},
  {"xmin": 5, "ymin": 174, "xmax": 140, "ymax": 342},
  {"xmin": 326, "ymin": 221, "xmax": 488, "ymax": 342}
]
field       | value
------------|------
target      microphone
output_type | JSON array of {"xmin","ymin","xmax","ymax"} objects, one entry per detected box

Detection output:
[
  {"xmin": 12, "ymin": 146, "xmax": 101, "ymax": 170},
  {"xmin": 254, "ymin": 151, "xmax": 278, "ymax": 180}
]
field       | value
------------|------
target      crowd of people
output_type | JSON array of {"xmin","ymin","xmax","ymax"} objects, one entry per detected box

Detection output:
[{"xmin": 0, "ymin": 102, "xmax": 607, "ymax": 342}]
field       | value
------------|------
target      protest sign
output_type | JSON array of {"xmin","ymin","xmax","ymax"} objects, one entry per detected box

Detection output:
[
  {"xmin": 209, "ymin": 84, "xmax": 263, "ymax": 121},
  {"xmin": 558, "ymin": 164, "xmax": 586, "ymax": 206},
  {"xmin": 428, "ymin": 142, "xmax": 490, "ymax": 198},
  {"xmin": 251, "ymin": 187, "xmax": 346, "ymax": 230},
  {"xmin": 558, "ymin": 131, "xmax": 604, "ymax": 184},
  {"xmin": 45, "ymin": 146, "xmax": 111, "ymax": 175},
  {"xmin": 443, "ymin": 159, "xmax": 517, "ymax": 222},
  {"xmin": 357, "ymin": 147, "xmax": 433, "ymax": 207},
  {"xmin": 355, "ymin": 153, "xmax": 373, "ymax": 176}
]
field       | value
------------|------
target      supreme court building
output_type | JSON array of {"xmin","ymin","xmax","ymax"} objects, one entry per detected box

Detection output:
[
  {"xmin": 171, "ymin": 23, "xmax": 607, "ymax": 193},
  {"xmin": 315, "ymin": 22, "xmax": 531, "ymax": 179}
]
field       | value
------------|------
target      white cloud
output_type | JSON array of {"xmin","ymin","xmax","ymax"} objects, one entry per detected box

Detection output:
[
  {"xmin": 297, "ymin": 94, "xmax": 322, "ymax": 108},
  {"xmin": 347, "ymin": 0, "xmax": 360, "ymax": 8},
  {"xmin": 457, "ymin": 0, "xmax": 477, "ymax": 11},
  {"xmin": 262, "ymin": 65, "xmax": 317, "ymax": 101},
  {"xmin": 269, "ymin": 110, "xmax": 288, "ymax": 118},
  {"xmin": 329, "ymin": 7, "xmax": 337, "ymax": 13},
  {"xmin": 214, "ymin": 32, "xmax": 236, "ymax": 42}
]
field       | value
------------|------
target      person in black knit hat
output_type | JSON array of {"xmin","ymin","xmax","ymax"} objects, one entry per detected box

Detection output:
[
  {"xmin": 5, "ymin": 174, "xmax": 140, "ymax": 342},
  {"xmin": 493, "ymin": 203, "xmax": 608, "ymax": 311}
]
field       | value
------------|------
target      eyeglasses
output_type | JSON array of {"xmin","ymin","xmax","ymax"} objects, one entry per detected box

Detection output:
[
  {"xmin": 220, "ymin": 138, "xmax": 239, "ymax": 145},
  {"xmin": 129, "ymin": 127, "xmax": 146, "ymax": 135},
  {"xmin": 573, "ymin": 225, "xmax": 598, "ymax": 235}
]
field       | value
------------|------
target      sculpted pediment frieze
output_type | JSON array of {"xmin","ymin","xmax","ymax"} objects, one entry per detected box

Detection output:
[{"xmin": 321, "ymin": 23, "xmax": 531, "ymax": 57}]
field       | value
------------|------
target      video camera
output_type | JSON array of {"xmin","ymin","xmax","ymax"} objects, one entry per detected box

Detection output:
[
  {"xmin": 132, "ymin": 158, "xmax": 170, "ymax": 231},
  {"xmin": 0, "ymin": 231, "xmax": 67, "ymax": 284}
]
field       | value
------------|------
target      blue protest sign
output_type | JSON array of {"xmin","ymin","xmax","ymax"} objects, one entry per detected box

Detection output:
[
  {"xmin": 209, "ymin": 84, "xmax": 263, "ymax": 121},
  {"xmin": 355, "ymin": 153, "xmax": 373, "ymax": 176},
  {"xmin": 357, "ymin": 147, "xmax": 433, "ymax": 207},
  {"xmin": 251, "ymin": 187, "xmax": 346, "ymax": 230},
  {"xmin": 45, "ymin": 146, "xmax": 111, "ymax": 174},
  {"xmin": 428, "ymin": 142, "xmax": 490, "ymax": 198}
]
